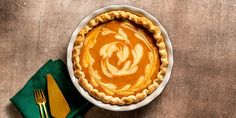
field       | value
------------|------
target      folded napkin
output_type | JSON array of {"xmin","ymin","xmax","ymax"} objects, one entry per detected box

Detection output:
[{"xmin": 10, "ymin": 59, "xmax": 93, "ymax": 118}]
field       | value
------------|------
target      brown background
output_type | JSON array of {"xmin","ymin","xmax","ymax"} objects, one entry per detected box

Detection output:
[{"xmin": 1, "ymin": 0, "xmax": 236, "ymax": 118}]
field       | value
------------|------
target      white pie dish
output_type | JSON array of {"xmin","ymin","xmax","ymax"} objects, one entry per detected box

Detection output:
[{"xmin": 67, "ymin": 5, "xmax": 173, "ymax": 111}]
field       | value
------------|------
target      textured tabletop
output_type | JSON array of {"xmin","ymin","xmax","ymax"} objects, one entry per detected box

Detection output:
[{"xmin": 0, "ymin": 0, "xmax": 236, "ymax": 118}]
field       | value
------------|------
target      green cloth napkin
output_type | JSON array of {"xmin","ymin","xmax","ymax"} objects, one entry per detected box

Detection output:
[{"xmin": 10, "ymin": 59, "xmax": 93, "ymax": 118}]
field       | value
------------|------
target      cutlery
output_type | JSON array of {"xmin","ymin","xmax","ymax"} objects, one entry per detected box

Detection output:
[
  {"xmin": 34, "ymin": 89, "xmax": 49, "ymax": 118},
  {"xmin": 47, "ymin": 74, "xmax": 70, "ymax": 117}
]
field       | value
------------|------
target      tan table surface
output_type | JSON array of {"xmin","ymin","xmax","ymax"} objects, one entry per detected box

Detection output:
[{"xmin": 1, "ymin": 0, "xmax": 236, "ymax": 118}]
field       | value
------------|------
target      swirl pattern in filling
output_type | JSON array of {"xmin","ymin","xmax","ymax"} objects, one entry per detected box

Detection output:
[{"xmin": 79, "ymin": 20, "xmax": 160, "ymax": 98}]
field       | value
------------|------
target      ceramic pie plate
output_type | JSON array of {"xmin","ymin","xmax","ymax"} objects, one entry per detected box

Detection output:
[{"xmin": 67, "ymin": 5, "xmax": 173, "ymax": 111}]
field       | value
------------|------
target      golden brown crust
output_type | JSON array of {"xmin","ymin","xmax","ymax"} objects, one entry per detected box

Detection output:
[{"xmin": 72, "ymin": 10, "xmax": 168, "ymax": 105}]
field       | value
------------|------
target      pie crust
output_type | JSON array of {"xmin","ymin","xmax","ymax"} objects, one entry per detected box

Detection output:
[{"xmin": 72, "ymin": 10, "xmax": 168, "ymax": 105}]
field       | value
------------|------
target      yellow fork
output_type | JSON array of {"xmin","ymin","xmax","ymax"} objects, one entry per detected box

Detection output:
[{"xmin": 34, "ymin": 89, "xmax": 49, "ymax": 118}]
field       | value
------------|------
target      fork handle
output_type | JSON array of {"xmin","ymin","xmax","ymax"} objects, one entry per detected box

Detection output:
[
  {"xmin": 42, "ymin": 104, "xmax": 49, "ymax": 118},
  {"xmin": 39, "ymin": 104, "xmax": 44, "ymax": 118}
]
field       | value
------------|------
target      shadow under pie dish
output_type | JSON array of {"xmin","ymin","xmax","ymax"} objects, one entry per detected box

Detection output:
[{"xmin": 72, "ymin": 10, "xmax": 168, "ymax": 105}]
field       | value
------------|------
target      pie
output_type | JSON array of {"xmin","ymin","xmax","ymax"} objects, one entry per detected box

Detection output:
[{"xmin": 72, "ymin": 10, "xmax": 168, "ymax": 105}]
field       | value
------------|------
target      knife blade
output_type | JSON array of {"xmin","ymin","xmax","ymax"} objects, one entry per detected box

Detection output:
[{"xmin": 47, "ymin": 74, "xmax": 70, "ymax": 118}]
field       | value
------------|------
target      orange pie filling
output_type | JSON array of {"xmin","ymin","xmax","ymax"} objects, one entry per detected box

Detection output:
[{"xmin": 79, "ymin": 20, "xmax": 160, "ymax": 98}]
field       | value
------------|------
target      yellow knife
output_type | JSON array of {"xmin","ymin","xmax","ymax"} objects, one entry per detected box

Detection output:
[{"xmin": 47, "ymin": 74, "xmax": 70, "ymax": 118}]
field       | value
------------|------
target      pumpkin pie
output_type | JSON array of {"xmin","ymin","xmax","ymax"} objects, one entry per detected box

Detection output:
[{"xmin": 72, "ymin": 10, "xmax": 168, "ymax": 105}]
